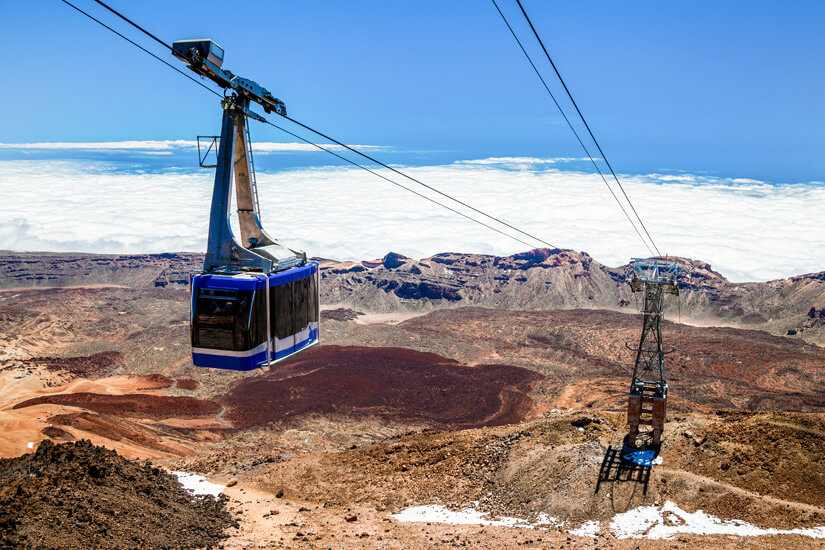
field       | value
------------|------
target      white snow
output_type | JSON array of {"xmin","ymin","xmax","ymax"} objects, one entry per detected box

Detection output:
[
  {"xmin": 389, "ymin": 505, "xmax": 559, "ymax": 529},
  {"xmin": 172, "ymin": 472, "xmax": 226, "ymax": 498},
  {"xmin": 569, "ymin": 520, "xmax": 600, "ymax": 538},
  {"xmin": 391, "ymin": 501, "xmax": 825, "ymax": 541},
  {"xmin": 610, "ymin": 500, "xmax": 825, "ymax": 540}
]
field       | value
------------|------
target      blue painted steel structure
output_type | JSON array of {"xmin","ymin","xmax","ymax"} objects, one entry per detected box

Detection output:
[
  {"xmin": 175, "ymin": 39, "xmax": 320, "ymax": 370},
  {"xmin": 628, "ymin": 258, "xmax": 679, "ymax": 289},
  {"xmin": 190, "ymin": 264, "xmax": 319, "ymax": 370}
]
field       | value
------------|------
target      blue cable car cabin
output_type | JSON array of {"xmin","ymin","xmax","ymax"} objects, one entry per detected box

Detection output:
[
  {"xmin": 176, "ymin": 37, "xmax": 319, "ymax": 371},
  {"xmin": 191, "ymin": 263, "xmax": 319, "ymax": 370}
]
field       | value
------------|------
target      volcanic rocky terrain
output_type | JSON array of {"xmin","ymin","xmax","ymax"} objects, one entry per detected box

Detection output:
[
  {"xmin": 3, "ymin": 249, "xmax": 824, "ymax": 344},
  {"xmin": 1, "ymin": 249, "xmax": 824, "ymax": 548}
]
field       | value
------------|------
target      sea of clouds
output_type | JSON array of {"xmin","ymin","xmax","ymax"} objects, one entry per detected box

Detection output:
[{"xmin": 0, "ymin": 143, "xmax": 822, "ymax": 282}]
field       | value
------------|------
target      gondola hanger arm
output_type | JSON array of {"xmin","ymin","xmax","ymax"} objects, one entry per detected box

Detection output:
[{"xmin": 171, "ymin": 39, "xmax": 287, "ymax": 117}]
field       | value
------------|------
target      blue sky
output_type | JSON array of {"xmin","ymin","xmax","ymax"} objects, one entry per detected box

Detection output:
[{"xmin": 2, "ymin": 0, "xmax": 823, "ymax": 182}]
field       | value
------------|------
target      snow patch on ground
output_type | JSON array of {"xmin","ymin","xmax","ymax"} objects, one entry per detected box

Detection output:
[
  {"xmin": 172, "ymin": 472, "xmax": 226, "ymax": 498},
  {"xmin": 391, "ymin": 501, "xmax": 825, "ymax": 541},
  {"xmin": 569, "ymin": 520, "xmax": 600, "ymax": 538},
  {"xmin": 389, "ymin": 505, "xmax": 559, "ymax": 529},
  {"xmin": 611, "ymin": 500, "xmax": 825, "ymax": 540}
]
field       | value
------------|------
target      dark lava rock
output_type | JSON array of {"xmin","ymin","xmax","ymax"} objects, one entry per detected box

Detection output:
[
  {"xmin": 393, "ymin": 281, "xmax": 461, "ymax": 301},
  {"xmin": 29, "ymin": 351, "xmax": 124, "ymax": 377},
  {"xmin": 382, "ymin": 252, "xmax": 410, "ymax": 270},
  {"xmin": 321, "ymin": 308, "xmax": 364, "ymax": 322},
  {"xmin": 175, "ymin": 378, "xmax": 199, "ymax": 391},
  {"xmin": 40, "ymin": 426, "xmax": 74, "ymax": 441},
  {"xmin": 0, "ymin": 440, "xmax": 235, "ymax": 549}
]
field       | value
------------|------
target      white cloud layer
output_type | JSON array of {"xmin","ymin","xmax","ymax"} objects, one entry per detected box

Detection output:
[
  {"xmin": 0, "ymin": 140, "xmax": 195, "ymax": 150},
  {"xmin": 455, "ymin": 156, "xmax": 592, "ymax": 165},
  {"xmin": 0, "ymin": 157, "xmax": 822, "ymax": 282}
]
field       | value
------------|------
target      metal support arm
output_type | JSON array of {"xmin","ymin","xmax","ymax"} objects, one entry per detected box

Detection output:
[{"xmin": 202, "ymin": 97, "xmax": 305, "ymax": 274}]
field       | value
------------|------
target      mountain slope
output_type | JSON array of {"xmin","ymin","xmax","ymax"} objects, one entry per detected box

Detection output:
[{"xmin": 1, "ymin": 249, "xmax": 822, "ymax": 345}]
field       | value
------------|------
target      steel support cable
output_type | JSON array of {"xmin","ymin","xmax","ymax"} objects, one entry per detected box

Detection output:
[
  {"xmin": 283, "ymin": 115, "xmax": 558, "ymax": 250},
  {"xmin": 62, "ymin": 0, "xmax": 555, "ymax": 250},
  {"xmin": 490, "ymin": 0, "xmax": 654, "ymax": 257},
  {"xmin": 91, "ymin": 0, "xmax": 175, "ymax": 52},
  {"xmin": 514, "ymin": 0, "xmax": 662, "ymax": 257},
  {"xmin": 260, "ymin": 119, "xmax": 537, "ymax": 249},
  {"xmin": 59, "ymin": 0, "xmax": 223, "ymax": 98}
]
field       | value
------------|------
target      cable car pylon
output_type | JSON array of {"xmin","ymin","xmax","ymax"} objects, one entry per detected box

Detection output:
[
  {"xmin": 624, "ymin": 258, "xmax": 679, "ymax": 449},
  {"xmin": 172, "ymin": 39, "xmax": 320, "ymax": 370}
]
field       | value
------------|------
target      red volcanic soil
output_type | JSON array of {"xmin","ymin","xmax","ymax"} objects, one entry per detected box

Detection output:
[
  {"xmin": 28, "ymin": 351, "xmax": 124, "ymax": 377},
  {"xmin": 14, "ymin": 393, "xmax": 220, "ymax": 420},
  {"xmin": 221, "ymin": 345, "xmax": 543, "ymax": 430},
  {"xmin": 40, "ymin": 426, "xmax": 73, "ymax": 441},
  {"xmin": 386, "ymin": 308, "xmax": 825, "ymax": 412},
  {"xmin": 131, "ymin": 374, "xmax": 175, "ymax": 390},
  {"xmin": 47, "ymin": 412, "xmax": 181, "ymax": 454},
  {"xmin": 175, "ymin": 378, "xmax": 199, "ymax": 391}
]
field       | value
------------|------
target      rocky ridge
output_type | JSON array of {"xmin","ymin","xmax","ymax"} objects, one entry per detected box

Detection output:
[
  {"xmin": 2, "ymin": 249, "xmax": 823, "ymax": 344},
  {"xmin": 0, "ymin": 439, "xmax": 234, "ymax": 548},
  {"xmin": 317, "ymin": 249, "xmax": 825, "ymax": 344}
]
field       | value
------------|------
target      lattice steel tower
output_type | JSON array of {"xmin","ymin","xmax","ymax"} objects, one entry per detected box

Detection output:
[{"xmin": 626, "ymin": 259, "xmax": 679, "ymax": 448}]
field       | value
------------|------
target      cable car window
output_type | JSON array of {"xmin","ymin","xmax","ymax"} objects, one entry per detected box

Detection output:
[
  {"xmin": 275, "ymin": 281, "xmax": 293, "ymax": 339},
  {"xmin": 252, "ymin": 286, "xmax": 267, "ymax": 346},
  {"xmin": 233, "ymin": 291, "xmax": 254, "ymax": 350},
  {"xmin": 308, "ymin": 271, "xmax": 318, "ymax": 324},
  {"xmin": 314, "ymin": 271, "xmax": 320, "ymax": 323},
  {"xmin": 293, "ymin": 276, "xmax": 309, "ymax": 332},
  {"xmin": 194, "ymin": 288, "xmax": 254, "ymax": 350}
]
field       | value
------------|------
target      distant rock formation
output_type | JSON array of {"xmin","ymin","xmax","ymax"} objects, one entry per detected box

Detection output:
[
  {"xmin": 0, "ymin": 251, "xmax": 201, "ymax": 290},
  {"xmin": 1, "ymin": 249, "xmax": 823, "ymax": 344},
  {"xmin": 315, "ymin": 249, "xmax": 824, "ymax": 345}
]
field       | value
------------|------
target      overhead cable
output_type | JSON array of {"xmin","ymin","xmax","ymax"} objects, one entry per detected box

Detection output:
[
  {"xmin": 491, "ymin": 0, "xmax": 654, "ymax": 257},
  {"xmin": 284, "ymin": 114, "xmax": 558, "ymax": 250},
  {"xmin": 261, "ymin": 119, "xmax": 538, "ymax": 249},
  {"xmin": 513, "ymin": 0, "xmax": 662, "ymax": 257},
  {"xmin": 60, "ymin": 0, "xmax": 553, "ymax": 251},
  {"xmin": 91, "ymin": 0, "xmax": 175, "ymax": 52},
  {"xmin": 60, "ymin": 0, "xmax": 222, "ymax": 98}
]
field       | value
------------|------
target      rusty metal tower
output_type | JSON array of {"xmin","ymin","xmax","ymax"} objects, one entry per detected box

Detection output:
[{"xmin": 625, "ymin": 258, "xmax": 679, "ymax": 448}]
